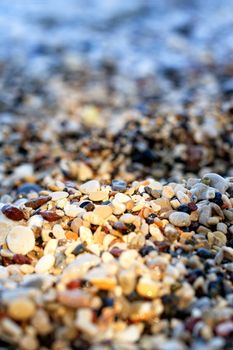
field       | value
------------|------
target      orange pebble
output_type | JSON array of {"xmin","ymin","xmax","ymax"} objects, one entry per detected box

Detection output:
[{"xmin": 65, "ymin": 231, "xmax": 78, "ymax": 240}]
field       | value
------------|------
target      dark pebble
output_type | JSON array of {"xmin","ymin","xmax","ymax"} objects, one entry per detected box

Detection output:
[
  {"xmin": 208, "ymin": 279, "xmax": 224, "ymax": 298},
  {"xmin": 227, "ymin": 238, "xmax": 233, "ymax": 248},
  {"xmin": 12, "ymin": 254, "xmax": 32, "ymax": 265},
  {"xmin": 79, "ymin": 201, "xmax": 95, "ymax": 211},
  {"xmin": 17, "ymin": 183, "xmax": 42, "ymax": 195},
  {"xmin": 188, "ymin": 202, "xmax": 198, "ymax": 211},
  {"xmin": 25, "ymin": 196, "xmax": 51, "ymax": 209},
  {"xmin": 40, "ymin": 211, "xmax": 62, "ymax": 222},
  {"xmin": 72, "ymin": 243, "xmax": 86, "ymax": 256},
  {"xmin": 196, "ymin": 248, "xmax": 215, "ymax": 259},
  {"xmin": 132, "ymin": 148, "xmax": 156, "ymax": 166},
  {"xmin": 2, "ymin": 205, "xmax": 24, "ymax": 221},
  {"xmin": 177, "ymin": 204, "xmax": 191, "ymax": 214},
  {"xmin": 112, "ymin": 180, "xmax": 127, "ymax": 192},
  {"xmin": 227, "ymin": 186, "xmax": 233, "ymax": 198},
  {"xmin": 187, "ymin": 268, "xmax": 204, "ymax": 284},
  {"xmin": 146, "ymin": 213, "xmax": 157, "ymax": 224},
  {"xmin": 102, "ymin": 297, "xmax": 114, "ymax": 307},
  {"xmin": 110, "ymin": 247, "xmax": 123, "ymax": 257},
  {"xmin": 210, "ymin": 192, "xmax": 223, "ymax": 206},
  {"xmin": 185, "ymin": 317, "xmax": 202, "ymax": 332},
  {"xmin": 113, "ymin": 221, "xmax": 130, "ymax": 234},
  {"xmin": 139, "ymin": 245, "xmax": 156, "ymax": 257}
]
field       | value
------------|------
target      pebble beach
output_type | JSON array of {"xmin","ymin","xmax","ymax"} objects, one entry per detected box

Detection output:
[{"xmin": 1, "ymin": 1, "xmax": 233, "ymax": 349}]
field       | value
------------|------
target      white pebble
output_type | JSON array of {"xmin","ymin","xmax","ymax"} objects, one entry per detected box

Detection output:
[
  {"xmin": 115, "ymin": 193, "xmax": 131, "ymax": 203},
  {"xmin": 7, "ymin": 226, "xmax": 35, "ymax": 255},
  {"xmin": 44, "ymin": 239, "xmax": 58, "ymax": 255},
  {"xmin": 51, "ymin": 191, "xmax": 69, "ymax": 201},
  {"xmin": 79, "ymin": 180, "xmax": 100, "ymax": 194},
  {"xmin": 169, "ymin": 212, "xmax": 191, "ymax": 227},
  {"xmin": 52, "ymin": 224, "xmax": 66, "ymax": 239},
  {"xmin": 35, "ymin": 254, "xmax": 55, "ymax": 273}
]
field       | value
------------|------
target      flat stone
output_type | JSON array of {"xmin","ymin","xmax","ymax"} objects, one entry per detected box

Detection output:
[{"xmin": 7, "ymin": 225, "xmax": 35, "ymax": 255}]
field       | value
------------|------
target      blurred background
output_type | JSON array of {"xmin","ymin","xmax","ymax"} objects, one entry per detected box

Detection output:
[
  {"xmin": 1, "ymin": 0, "xmax": 233, "ymax": 189},
  {"xmin": 1, "ymin": 0, "xmax": 233, "ymax": 120}
]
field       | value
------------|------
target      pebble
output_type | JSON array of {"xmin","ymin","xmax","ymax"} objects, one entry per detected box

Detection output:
[
  {"xmin": 52, "ymin": 224, "xmax": 66, "ymax": 239},
  {"xmin": 115, "ymin": 193, "xmax": 131, "ymax": 203},
  {"xmin": 7, "ymin": 297, "xmax": 36, "ymax": 321},
  {"xmin": 51, "ymin": 191, "xmax": 69, "ymax": 201},
  {"xmin": 93, "ymin": 205, "xmax": 112, "ymax": 219},
  {"xmin": 112, "ymin": 179, "xmax": 127, "ymax": 192},
  {"xmin": 136, "ymin": 277, "xmax": 160, "ymax": 299},
  {"xmin": 25, "ymin": 196, "xmax": 51, "ymax": 209},
  {"xmin": 35, "ymin": 254, "xmax": 55, "ymax": 273},
  {"xmin": 89, "ymin": 190, "xmax": 109, "ymax": 202},
  {"xmin": 2, "ymin": 205, "xmax": 24, "ymax": 221},
  {"xmin": 40, "ymin": 211, "xmax": 62, "ymax": 222},
  {"xmin": 16, "ymin": 183, "xmax": 42, "ymax": 195},
  {"xmin": 6, "ymin": 225, "xmax": 35, "ymax": 255},
  {"xmin": 169, "ymin": 211, "xmax": 191, "ymax": 227},
  {"xmin": 79, "ymin": 180, "xmax": 100, "ymax": 194}
]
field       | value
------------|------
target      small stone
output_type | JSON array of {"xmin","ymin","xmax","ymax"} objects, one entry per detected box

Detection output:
[
  {"xmin": 25, "ymin": 196, "xmax": 51, "ymax": 209},
  {"xmin": 8, "ymin": 298, "xmax": 35, "ymax": 321},
  {"xmin": 58, "ymin": 290, "xmax": 91, "ymax": 308},
  {"xmin": 44, "ymin": 239, "xmax": 58, "ymax": 255},
  {"xmin": 51, "ymin": 191, "xmax": 69, "ymax": 201},
  {"xmin": 93, "ymin": 205, "xmax": 112, "ymax": 219},
  {"xmin": 77, "ymin": 162, "xmax": 93, "ymax": 181},
  {"xmin": 52, "ymin": 224, "xmax": 66, "ymax": 239},
  {"xmin": 2, "ymin": 205, "xmax": 24, "ymax": 221},
  {"xmin": 72, "ymin": 243, "xmax": 86, "ymax": 256},
  {"xmin": 136, "ymin": 277, "xmax": 160, "ymax": 299},
  {"xmin": 196, "ymin": 248, "xmax": 215, "ymax": 259},
  {"xmin": 79, "ymin": 200, "xmax": 95, "ymax": 211},
  {"xmin": 35, "ymin": 254, "xmax": 55, "ymax": 273},
  {"xmin": 89, "ymin": 191, "xmax": 108, "ymax": 202},
  {"xmin": 40, "ymin": 211, "xmax": 62, "ymax": 222},
  {"xmin": 169, "ymin": 212, "xmax": 191, "ymax": 227},
  {"xmin": 64, "ymin": 203, "xmax": 82, "ymax": 217},
  {"xmin": 79, "ymin": 180, "xmax": 100, "ymax": 194},
  {"xmin": 17, "ymin": 183, "xmax": 42, "ymax": 195},
  {"xmin": 139, "ymin": 245, "xmax": 156, "ymax": 257},
  {"xmin": 114, "ymin": 324, "xmax": 143, "ymax": 343},
  {"xmin": 12, "ymin": 254, "xmax": 31, "ymax": 265},
  {"xmin": 215, "ymin": 321, "xmax": 233, "ymax": 337},
  {"xmin": 162, "ymin": 185, "xmax": 175, "ymax": 199},
  {"xmin": 177, "ymin": 204, "xmax": 191, "ymax": 214},
  {"xmin": 112, "ymin": 180, "xmax": 127, "ymax": 192},
  {"xmin": 7, "ymin": 225, "xmax": 35, "ymax": 255},
  {"xmin": 114, "ymin": 193, "xmax": 131, "ymax": 203},
  {"xmin": 119, "ymin": 269, "xmax": 136, "ymax": 295}
]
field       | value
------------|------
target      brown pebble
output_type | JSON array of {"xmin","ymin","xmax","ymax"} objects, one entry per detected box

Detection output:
[
  {"xmin": 40, "ymin": 211, "xmax": 62, "ymax": 222},
  {"xmin": 12, "ymin": 254, "xmax": 32, "ymax": 265},
  {"xmin": 2, "ymin": 205, "xmax": 24, "ymax": 221},
  {"xmin": 25, "ymin": 196, "xmax": 51, "ymax": 209}
]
